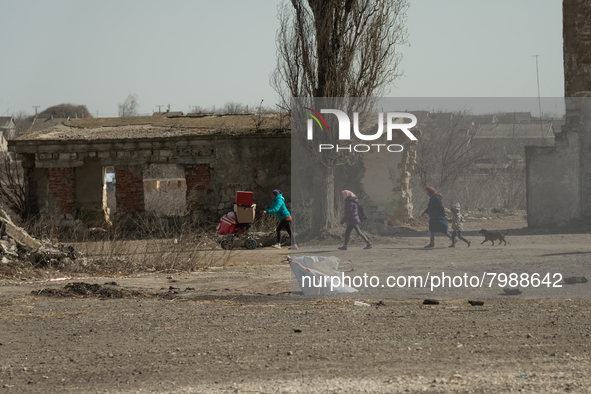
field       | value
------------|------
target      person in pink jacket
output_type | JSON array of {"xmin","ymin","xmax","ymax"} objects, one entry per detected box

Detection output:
[{"xmin": 338, "ymin": 190, "xmax": 372, "ymax": 251}]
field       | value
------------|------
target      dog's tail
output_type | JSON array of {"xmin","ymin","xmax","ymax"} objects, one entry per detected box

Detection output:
[{"xmin": 504, "ymin": 229, "xmax": 509, "ymax": 235}]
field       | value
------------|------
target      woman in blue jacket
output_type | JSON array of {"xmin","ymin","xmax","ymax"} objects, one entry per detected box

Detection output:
[
  {"xmin": 421, "ymin": 187, "xmax": 453, "ymax": 248},
  {"xmin": 263, "ymin": 189, "xmax": 297, "ymax": 249}
]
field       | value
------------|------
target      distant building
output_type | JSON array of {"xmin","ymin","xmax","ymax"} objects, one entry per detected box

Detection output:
[
  {"xmin": 473, "ymin": 123, "xmax": 555, "ymax": 156},
  {"xmin": 0, "ymin": 117, "xmax": 16, "ymax": 151},
  {"xmin": 495, "ymin": 112, "xmax": 533, "ymax": 124}
]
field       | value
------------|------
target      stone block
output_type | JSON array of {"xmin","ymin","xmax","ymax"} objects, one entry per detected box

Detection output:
[
  {"xmin": 138, "ymin": 150, "xmax": 153, "ymax": 157},
  {"xmin": 0, "ymin": 218, "xmax": 42, "ymax": 249}
]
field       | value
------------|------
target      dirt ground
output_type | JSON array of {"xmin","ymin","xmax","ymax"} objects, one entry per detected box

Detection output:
[{"xmin": 2, "ymin": 215, "xmax": 591, "ymax": 393}]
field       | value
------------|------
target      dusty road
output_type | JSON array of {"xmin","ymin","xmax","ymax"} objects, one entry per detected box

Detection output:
[{"xmin": 1, "ymin": 217, "xmax": 591, "ymax": 393}]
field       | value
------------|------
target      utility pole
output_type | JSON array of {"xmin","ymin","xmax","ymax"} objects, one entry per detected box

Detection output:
[
  {"xmin": 32, "ymin": 106, "xmax": 40, "ymax": 116},
  {"xmin": 531, "ymin": 54, "xmax": 543, "ymax": 136},
  {"xmin": 156, "ymin": 105, "xmax": 164, "ymax": 113}
]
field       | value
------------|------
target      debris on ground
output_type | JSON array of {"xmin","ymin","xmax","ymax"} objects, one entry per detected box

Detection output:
[
  {"xmin": 563, "ymin": 276, "xmax": 588, "ymax": 284},
  {"xmin": 423, "ymin": 299, "xmax": 440, "ymax": 305},
  {"xmin": 468, "ymin": 300, "xmax": 484, "ymax": 306},
  {"xmin": 33, "ymin": 282, "xmax": 148, "ymax": 299},
  {"xmin": 503, "ymin": 288, "xmax": 522, "ymax": 295},
  {"xmin": 0, "ymin": 208, "xmax": 86, "ymax": 278}
]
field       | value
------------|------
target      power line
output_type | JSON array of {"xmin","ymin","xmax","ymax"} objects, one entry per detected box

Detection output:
[{"xmin": 531, "ymin": 54, "xmax": 543, "ymax": 136}]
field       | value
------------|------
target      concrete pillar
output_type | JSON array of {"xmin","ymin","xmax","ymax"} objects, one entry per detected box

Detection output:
[
  {"xmin": 563, "ymin": 0, "xmax": 591, "ymax": 217},
  {"xmin": 185, "ymin": 164, "xmax": 211, "ymax": 212},
  {"xmin": 114, "ymin": 165, "xmax": 144, "ymax": 213},
  {"xmin": 48, "ymin": 167, "xmax": 76, "ymax": 217},
  {"xmin": 21, "ymin": 154, "xmax": 38, "ymax": 217},
  {"xmin": 563, "ymin": 0, "xmax": 591, "ymax": 96}
]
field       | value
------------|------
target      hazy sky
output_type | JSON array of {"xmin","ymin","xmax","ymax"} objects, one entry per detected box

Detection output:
[{"xmin": 0, "ymin": 0, "xmax": 563, "ymax": 117}]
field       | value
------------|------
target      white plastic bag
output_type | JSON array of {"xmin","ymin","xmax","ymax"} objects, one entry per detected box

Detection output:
[{"xmin": 290, "ymin": 256, "xmax": 357, "ymax": 295}]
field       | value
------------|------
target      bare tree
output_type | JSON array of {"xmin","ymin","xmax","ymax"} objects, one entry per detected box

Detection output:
[
  {"xmin": 414, "ymin": 110, "xmax": 486, "ymax": 190},
  {"xmin": 11, "ymin": 111, "xmax": 32, "ymax": 139},
  {"xmin": 222, "ymin": 102, "xmax": 247, "ymax": 115},
  {"xmin": 271, "ymin": 0, "xmax": 409, "ymax": 235},
  {"xmin": 251, "ymin": 100, "xmax": 273, "ymax": 131},
  {"xmin": 0, "ymin": 152, "xmax": 26, "ymax": 217},
  {"xmin": 118, "ymin": 94, "xmax": 139, "ymax": 117}
]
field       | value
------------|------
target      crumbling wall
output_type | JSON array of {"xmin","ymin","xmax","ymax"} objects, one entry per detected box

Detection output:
[
  {"xmin": 525, "ymin": 0, "xmax": 591, "ymax": 226},
  {"xmin": 359, "ymin": 132, "xmax": 417, "ymax": 226},
  {"xmin": 395, "ymin": 146, "xmax": 417, "ymax": 221},
  {"xmin": 525, "ymin": 132, "xmax": 581, "ymax": 226},
  {"xmin": 114, "ymin": 165, "xmax": 144, "ymax": 214},
  {"xmin": 48, "ymin": 168, "xmax": 76, "ymax": 216},
  {"xmin": 185, "ymin": 164, "xmax": 212, "ymax": 213},
  {"xmin": 201, "ymin": 136, "xmax": 291, "ymax": 218}
]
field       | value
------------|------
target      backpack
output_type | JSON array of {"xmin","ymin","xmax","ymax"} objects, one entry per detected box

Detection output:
[{"xmin": 356, "ymin": 202, "xmax": 367, "ymax": 221}]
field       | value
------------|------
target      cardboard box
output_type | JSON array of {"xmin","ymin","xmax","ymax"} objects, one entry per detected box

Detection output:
[
  {"xmin": 234, "ymin": 203, "xmax": 256, "ymax": 224},
  {"xmin": 235, "ymin": 191, "xmax": 254, "ymax": 206}
]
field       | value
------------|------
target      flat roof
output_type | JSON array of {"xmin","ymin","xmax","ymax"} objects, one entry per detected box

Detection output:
[{"xmin": 14, "ymin": 114, "xmax": 289, "ymax": 142}]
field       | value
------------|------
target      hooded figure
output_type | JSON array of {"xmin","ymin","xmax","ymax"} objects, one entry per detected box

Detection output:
[
  {"xmin": 338, "ymin": 190, "xmax": 371, "ymax": 250},
  {"xmin": 341, "ymin": 190, "xmax": 361, "ymax": 226},
  {"xmin": 263, "ymin": 190, "xmax": 296, "ymax": 249},
  {"xmin": 449, "ymin": 202, "xmax": 470, "ymax": 247},
  {"xmin": 423, "ymin": 187, "xmax": 448, "ymax": 234},
  {"xmin": 450, "ymin": 203, "xmax": 463, "ymax": 232},
  {"xmin": 421, "ymin": 187, "xmax": 452, "ymax": 248},
  {"xmin": 266, "ymin": 191, "xmax": 290, "ymax": 221}
]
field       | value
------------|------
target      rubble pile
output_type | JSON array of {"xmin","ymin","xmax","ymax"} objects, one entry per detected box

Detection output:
[
  {"xmin": 35, "ymin": 282, "xmax": 147, "ymax": 299},
  {"xmin": 0, "ymin": 209, "xmax": 86, "ymax": 277}
]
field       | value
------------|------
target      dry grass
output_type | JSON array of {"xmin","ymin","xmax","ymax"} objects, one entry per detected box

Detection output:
[{"xmin": 21, "ymin": 213, "xmax": 231, "ymax": 277}]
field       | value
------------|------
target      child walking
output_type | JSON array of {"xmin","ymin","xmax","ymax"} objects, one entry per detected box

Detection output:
[
  {"xmin": 338, "ymin": 190, "xmax": 372, "ymax": 250},
  {"xmin": 449, "ymin": 203, "xmax": 471, "ymax": 248}
]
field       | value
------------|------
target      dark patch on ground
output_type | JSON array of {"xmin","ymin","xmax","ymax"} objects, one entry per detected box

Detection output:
[{"xmin": 33, "ymin": 282, "xmax": 148, "ymax": 299}]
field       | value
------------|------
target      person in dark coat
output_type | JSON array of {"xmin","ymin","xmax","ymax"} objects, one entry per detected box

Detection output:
[
  {"xmin": 338, "ymin": 190, "xmax": 372, "ymax": 250},
  {"xmin": 421, "ymin": 187, "xmax": 452, "ymax": 248}
]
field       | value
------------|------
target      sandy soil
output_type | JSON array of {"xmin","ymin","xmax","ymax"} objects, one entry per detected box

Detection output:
[{"xmin": 1, "ymin": 216, "xmax": 591, "ymax": 393}]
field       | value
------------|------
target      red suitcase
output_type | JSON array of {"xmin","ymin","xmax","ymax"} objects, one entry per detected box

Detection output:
[{"xmin": 235, "ymin": 191, "xmax": 254, "ymax": 206}]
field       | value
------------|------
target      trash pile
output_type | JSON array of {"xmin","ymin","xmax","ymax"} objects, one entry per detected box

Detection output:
[
  {"xmin": 289, "ymin": 256, "xmax": 358, "ymax": 296},
  {"xmin": 0, "ymin": 209, "xmax": 85, "ymax": 277}
]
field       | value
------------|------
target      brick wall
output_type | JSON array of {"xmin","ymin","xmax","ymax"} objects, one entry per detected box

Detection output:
[
  {"xmin": 185, "ymin": 164, "xmax": 211, "ymax": 211},
  {"xmin": 115, "ymin": 166, "xmax": 144, "ymax": 213},
  {"xmin": 48, "ymin": 168, "xmax": 76, "ymax": 215}
]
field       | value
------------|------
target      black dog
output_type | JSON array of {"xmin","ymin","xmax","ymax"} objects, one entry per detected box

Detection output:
[{"xmin": 479, "ymin": 229, "xmax": 509, "ymax": 246}]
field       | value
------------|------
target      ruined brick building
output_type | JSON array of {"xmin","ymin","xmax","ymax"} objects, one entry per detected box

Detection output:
[{"xmin": 9, "ymin": 115, "xmax": 291, "ymax": 223}]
